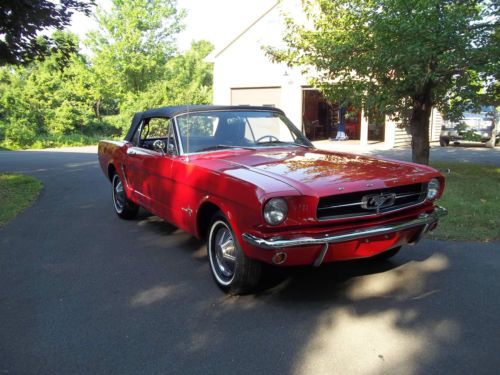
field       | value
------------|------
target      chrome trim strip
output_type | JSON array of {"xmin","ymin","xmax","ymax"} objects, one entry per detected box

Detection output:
[
  {"xmin": 318, "ymin": 192, "xmax": 424, "ymax": 211},
  {"xmin": 317, "ymin": 201, "xmax": 364, "ymax": 210},
  {"xmin": 242, "ymin": 206, "xmax": 448, "ymax": 250},
  {"xmin": 171, "ymin": 109, "xmax": 312, "ymax": 156},
  {"xmin": 395, "ymin": 192, "xmax": 422, "ymax": 198},
  {"xmin": 126, "ymin": 147, "xmax": 158, "ymax": 156},
  {"xmin": 120, "ymin": 165, "xmax": 129, "ymax": 188},
  {"xmin": 313, "ymin": 243, "xmax": 329, "ymax": 267},
  {"xmin": 317, "ymin": 199, "xmax": 428, "ymax": 221},
  {"xmin": 134, "ymin": 190, "xmax": 149, "ymax": 199}
]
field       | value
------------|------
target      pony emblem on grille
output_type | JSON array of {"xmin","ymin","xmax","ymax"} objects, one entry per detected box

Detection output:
[{"xmin": 361, "ymin": 193, "xmax": 396, "ymax": 213}]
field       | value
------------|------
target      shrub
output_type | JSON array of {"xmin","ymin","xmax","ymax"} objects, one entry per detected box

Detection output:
[{"xmin": 4, "ymin": 120, "xmax": 37, "ymax": 147}]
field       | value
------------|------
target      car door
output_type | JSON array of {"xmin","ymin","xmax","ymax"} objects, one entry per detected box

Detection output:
[
  {"xmin": 122, "ymin": 117, "xmax": 172, "ymax": 212},
  {"xmin": 122, "ymin": 119, "xmax": 150, "ymax": 206},
  {"xmin": 142, "ymin": 118, "xmax": 177, "ymax": 221}
]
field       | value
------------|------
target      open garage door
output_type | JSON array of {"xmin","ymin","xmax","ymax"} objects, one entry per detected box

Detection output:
[{"xmin": 231, "ymin": 87, "xmax": 281, "ymax": 108}]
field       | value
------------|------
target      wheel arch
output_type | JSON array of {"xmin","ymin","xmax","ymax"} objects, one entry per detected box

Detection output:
[
  {"xmin": 107, "ymin": 163, "xmax": 117, "ymax": 181},
  {"xmin": 195, "ymin": 196, "xmax": 245, "ymax": 240},
  {"xmin": 196, "ymin": 201, "xmax": 222, "ymax": 240}
]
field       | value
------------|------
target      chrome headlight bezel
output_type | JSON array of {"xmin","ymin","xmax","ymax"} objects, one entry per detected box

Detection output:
[
  {"xmin": 263, "ymin": 198, "xmax": 288, "ymax": 225},
  {"xmin": 426, "ymin": 178, "xmax": 440, "ymax": 200}
]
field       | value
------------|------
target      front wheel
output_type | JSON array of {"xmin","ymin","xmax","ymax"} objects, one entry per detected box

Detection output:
[
  {"xmin": 439, "ymin": 139, "xmax": 449, "ymax": 147},
  {"xmin": 207, "ymin": 214, "xmax": 262, "ymax": 294},
  {"xmin": 112, "ymin": 174, "xmax": 139, "ymax": 219}
]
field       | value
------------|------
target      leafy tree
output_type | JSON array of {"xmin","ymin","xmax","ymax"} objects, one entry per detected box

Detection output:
[
  {"xmin": 111, "ymin": 40, "xmax": 214, "ymax": 134},
  {"xmin": 269, "ymin": 0, "xmax": 499, "ymax": 164},
  {"xmin": 163, "ymin": 40, "xmax": 214, "ymax": 104},
  {"xmin": 0, "ymin": 1, "xmax": 215, "ymax": 148},
  {"xmin": 87, "ymin": 0, "xmax": 184, "ymax": 97},
  {"xmin": 0, "ymin": 31, "xmax": 109, "ymax": 146},
  {"xmin": 0, "ymin": 0, "xmax": 95, "ymax": 65}
]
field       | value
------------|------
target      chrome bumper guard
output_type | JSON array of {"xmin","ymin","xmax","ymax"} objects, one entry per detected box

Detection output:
[{"xmin": 242, "ymin": 206, "xmax": 448, "ymax": 250}]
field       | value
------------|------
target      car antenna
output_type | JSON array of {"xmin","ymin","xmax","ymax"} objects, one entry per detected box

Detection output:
[{"xmin": 186, "ymin": 104, "xmax": 190, "ymax": 162}]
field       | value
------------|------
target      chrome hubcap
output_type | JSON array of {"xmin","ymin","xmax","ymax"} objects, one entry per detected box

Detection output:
[
  {"xmin": 213, "ymin": 226, "xmax": 236, "ymax": 279},
  {"xmin": 113, "ymin": 177, "xmax": 125, "ymax": 212}
]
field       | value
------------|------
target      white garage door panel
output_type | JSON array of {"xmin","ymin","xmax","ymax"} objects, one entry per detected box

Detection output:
[{"xmin": 231, "ymin": 87, "xmax": 281, "ymax": 107}]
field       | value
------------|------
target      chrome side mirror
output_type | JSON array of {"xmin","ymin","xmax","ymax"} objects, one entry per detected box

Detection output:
[
  {"xmin": 153, "ymin": 139, "xmax": 166, "ymax": 155},
  {"xmin": 166, "ymin": 143, "xmax": 176, "ymax": 155}
]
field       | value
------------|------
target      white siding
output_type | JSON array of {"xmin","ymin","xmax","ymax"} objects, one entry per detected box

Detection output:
[
  {"xmin": 211, "ymin": 1, "xmax": 307, "ymax": 129},
  {"xmin": 231, "ymin": 87, "xmax": 282, "ymax": 107},
  {"xmin": 390, "ymin": 108, "xmax": 444, "ymax": 147},
  {"xmin": 394, "ymin": 125, "xmax": 412, "ymax": 148},
  {"xmin": 429, "ymin": 108, "xmax": 443, "ymax": 142}
]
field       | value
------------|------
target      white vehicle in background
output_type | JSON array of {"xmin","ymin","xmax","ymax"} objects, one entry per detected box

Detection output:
[{"xmin": 440, "ymin": 107, "xmax": 499, "ymax": 147}]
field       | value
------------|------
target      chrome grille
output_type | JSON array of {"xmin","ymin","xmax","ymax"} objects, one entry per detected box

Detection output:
[{"xmin": 317, "ymin": 183, "xmax": 426, "ymax": 220}]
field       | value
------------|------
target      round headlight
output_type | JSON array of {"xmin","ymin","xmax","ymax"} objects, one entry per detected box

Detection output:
[
  {"xmin": 427, "ymin": 178, "xmax": 440, "ymax": 200},
  {"xmin": 263, "ymin": 198, "xmax": 288, "ymax": 225}
]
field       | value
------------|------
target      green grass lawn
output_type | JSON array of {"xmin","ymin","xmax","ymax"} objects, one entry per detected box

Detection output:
[
  {"xmin": 429, "ymin": 162, "xmax": 500, "ymax": 241},
  {"xmin": 0, "ymin": 173, "xmax": 43, "ymax": 226}
]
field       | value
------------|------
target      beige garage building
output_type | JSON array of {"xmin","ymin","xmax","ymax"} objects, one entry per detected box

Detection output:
[{"xmin": 209, "ymin": 0, "xmax": 443, "ymax": 149}]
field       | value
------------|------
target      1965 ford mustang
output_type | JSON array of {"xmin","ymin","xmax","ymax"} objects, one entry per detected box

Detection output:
[{"xmin": 98, "ymin": 105, "xmax": 447, "ymax": 294}]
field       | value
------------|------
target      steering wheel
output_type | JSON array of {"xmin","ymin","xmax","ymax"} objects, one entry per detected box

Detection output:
[{"xmin": 256, "ymin": 135, "xmax": 279, "ymax": 143}]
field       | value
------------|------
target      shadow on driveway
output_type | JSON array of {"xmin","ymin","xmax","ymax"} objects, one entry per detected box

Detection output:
[{"xmin": 0, "ymin": 149, "xmax": 499, "ymax": 374}]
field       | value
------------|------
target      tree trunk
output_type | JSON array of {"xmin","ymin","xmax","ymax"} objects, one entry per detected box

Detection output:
[
  {"xmin": 485, "ymin": 107, "xmax": 497, "ymax": 148},
  {"xmin": 410, "ymin": 96, "xmax": 433, "ymax": 165},
  {"xmin": 93, "ymin": 98, "xmax": 101, "ymax": 120}
]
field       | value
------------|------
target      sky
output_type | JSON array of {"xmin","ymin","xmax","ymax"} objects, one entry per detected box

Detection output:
[{"xmin": 69, "ymin": 0, "xmax": 277, "ymax": 52}]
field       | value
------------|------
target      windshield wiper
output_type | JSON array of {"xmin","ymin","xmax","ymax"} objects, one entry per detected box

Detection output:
[
  {"xmin": 196, "ymin": 144, "xmax": 256, "ymax": 152},
  {"xmin": 255, "ymin": 141, "xmax": 311, "ymax": 149}
]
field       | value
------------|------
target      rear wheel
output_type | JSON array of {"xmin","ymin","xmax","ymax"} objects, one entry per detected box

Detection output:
[
  {"xmin": 207, "ymin": 214, "xmax": 262, "ymax": 294},
  {"xmin": 371, "ymin": 246, "xmax": 401, "ymax": 261},
  {"xmin": 112, "ymin": 174, "xmax": 139, "ymax": 219}
]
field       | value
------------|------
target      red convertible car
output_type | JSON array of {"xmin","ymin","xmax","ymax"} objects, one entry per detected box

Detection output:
[{"xmin": 98, "ymin": 105, "xmax": 447, "ymax": 294}]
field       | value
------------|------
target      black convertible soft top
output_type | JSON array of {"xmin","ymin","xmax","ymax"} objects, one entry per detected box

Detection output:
[{"xmin": 124, "ymin": 105, "xmax": 284, "ymax": 142}]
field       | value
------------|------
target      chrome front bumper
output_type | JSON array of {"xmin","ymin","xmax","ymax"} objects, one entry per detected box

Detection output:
[{"xmin": 242, "ymin": 206, "xmax": 448, "ymax": 250}]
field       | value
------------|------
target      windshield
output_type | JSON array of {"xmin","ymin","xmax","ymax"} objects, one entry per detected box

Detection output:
[{"xmin": 175, "ymin": 110, "xmax": 312, "ymax": 154}]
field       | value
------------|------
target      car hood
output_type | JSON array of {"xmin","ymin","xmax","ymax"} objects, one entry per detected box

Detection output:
[{"xmin": 211, "ymin": 148, "xmax": 435, "ymax": 197}]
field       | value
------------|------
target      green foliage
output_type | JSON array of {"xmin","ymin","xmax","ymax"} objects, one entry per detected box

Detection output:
[
  {"xmin": 269, "ymin": 0, "xmax": 499, "ymax": 163},
  {"xmin": 272, "ymin": 0, "xmax": 498, "ymax": 114},
  {"xmin": 0, "ymin": 31, "xmax": 115, "ymax": 146},
  {"xmin": 87, "ymin": 0, "xmax": 184, "ymax": 96},
  {"xmin": 0, "ymin": 0, "xmax": 95, "ymax": 65},
  {"xmin": 3, "ymin": 119, "xmax": 37, "ymax": 147},
  {"xmin": 0, "ymin": 133, "xmax": 112, "ymax": 150},
  {"xmin": 107, "ymin": 40, "xmax": 214, "ymax": 135},
  {"xmin": 0, "ymin": 0, "xmax": 214, "ymax": 149}
]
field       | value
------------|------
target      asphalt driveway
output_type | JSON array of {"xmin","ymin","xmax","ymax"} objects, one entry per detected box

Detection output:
[
  {"xmin": 372, "ymin": 143, "xmax": 500, "ymax": 166},
  {"xmin": 0, "ymin": 148, "xmax": 499, "ymax": 374},
  {"xmin": 314, "ymin": 141, "xmax": 500, "ymax": 166}
]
